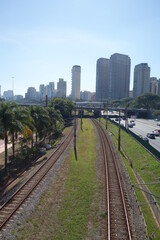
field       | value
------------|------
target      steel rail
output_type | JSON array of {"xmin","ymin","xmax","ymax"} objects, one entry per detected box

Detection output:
[
  {"xmin": 92, "ymin": 119, "xmax": 132, "ymax": 239},
  {"xmin": 101, "ymin": 128, "xmax": 111, "ymax": 239},
  {"xmin": 0, "ymin": 125, "xmax": 74, "ymax": 231},
  {"xmin": 109, "ymin": 133, "xmax": 132, "ymax": 240}
]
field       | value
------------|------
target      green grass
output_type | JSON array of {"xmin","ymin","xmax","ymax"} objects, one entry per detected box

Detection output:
[
  {"xmin": 102, "ymin": 118, "xmax": 160, "ymax": 239},
  {"xmin": 13, "ymin": 119, "xmax": 103, "ymax": 240},
  {"xmin": 54, "ymin": 119, "xmax": 99, "ymax": 239}
]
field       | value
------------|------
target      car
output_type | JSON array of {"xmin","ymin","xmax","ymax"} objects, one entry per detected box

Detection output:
[
  {"xmin": 130, "ymin": 120, "xmax": 135, "ymax": 126},
  {"xmin": 155, "ymin": 129, "xmax": 160, "ymax": 133},
  {"xmin": 157, "ymin": 122, "xmax": 160, "ymax": 126},
  {"xmin": 45, "ymin": 143, "xmax": 52, "ymax": 150},
  {"xmin": 120, "ymin": 122, "xmax": 124, "ymax": 126},
  {"xmin": 39, "ymin": 147, "xmax": 47, "ymax": 154},
  {"xmin": 146, "ymin": 133, "xmax": 155, "ymax": 139},
  {"xmin": 139, "ymin": 135, "xmax": 149, "ymax": 143},
  {"xmin": 153, "ymin": 130, "xmax": 160, "ymax": 136},
  {"xmin": 143, "ymin": 137, "xmax": 149, "ymax": 143},
  {"xmin": 128, "ymin": 123, "xmax": 133, "ymax": 128}
]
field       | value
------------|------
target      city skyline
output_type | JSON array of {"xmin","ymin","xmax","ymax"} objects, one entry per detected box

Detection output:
[
  {"xmin": 0, "ymin": 55, "xmax": 159, "ymax": 99},
  {"xmin": 0, "ymin": 0, "xmax": 160, "ymax": 96}
]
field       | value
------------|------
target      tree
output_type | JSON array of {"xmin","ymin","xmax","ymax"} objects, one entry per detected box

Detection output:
[
  {"xmin": 49, "ymin": 98, "xmax": 74, "ymax": 120},
  {"xmin": 9, "ymin": 106, "xmax": 33, "ymax": 158},
  {"xmin": 30, "ymin": 106, "xmax": 38, "ymax": 146},
  {"xmin": 0, "ymin": 102, "xmax": 16, "ymax": 171},
  {"xmin": 133, "ymin": 93, "xmax": 160, "ymax": 109},
  {"xmin": 46, "ymin": 106, "xmax": 64, "ymax": 142},
  {"xmin": 30, "ymin": 106, "xmax": 50, "ymax": 145},
  {"xmin": 36, "ymin": 107, "xmax": 50, "ymax": 142},
  {"xmin": 152, "ymin": 110, "xmax": 160, "ymax": 118}
]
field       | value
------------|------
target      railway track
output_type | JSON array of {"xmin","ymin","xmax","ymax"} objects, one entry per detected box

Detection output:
[
  {"xmin": 0, "ymin": 125, "xmax": 74, "ymax": 231},
  {"xmin": 92, "ymin": 119, "xmax": 133, "ymax": 239}
]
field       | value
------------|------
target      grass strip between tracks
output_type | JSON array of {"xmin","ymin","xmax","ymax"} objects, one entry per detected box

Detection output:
[
  {"xmin": 53, "ymin": 119, "xmax": 99, "ymax": 239},
  {"xmin": 12, "ymin": 119, "xmax": 103, "ymax": 240},
  {"xmin": 101, "ymin": 118, "xmax": 160, "ymax": 239}
]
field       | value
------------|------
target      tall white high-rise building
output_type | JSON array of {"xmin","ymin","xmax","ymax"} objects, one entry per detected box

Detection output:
[
  {"xmin": 71, "ymin": 65, "xmax": 81, "ymax": 100},
  {"xmin": 133, "ymin": 63, "xmax": 150, "ymax": 97}
]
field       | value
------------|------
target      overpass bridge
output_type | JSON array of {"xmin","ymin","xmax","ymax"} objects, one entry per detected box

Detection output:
[
  {"xmin": 16, "ymin": 101, "xmax": 150, "ymax": 118},
  {"xmin": 75, "ymin": 102, "xmax": 150, "ymax": 118},
  {"xmin": 75, "ymin": 102, "xmax": 105, "ymax": 111}
]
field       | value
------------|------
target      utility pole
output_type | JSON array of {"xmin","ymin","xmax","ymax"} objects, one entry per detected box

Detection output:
[
  {"xmin": 74, "ymin": 107, "xmax": 77, "ymax": 160},
  {"xmin": 118, "ymin": 109, "xmax": 121, "ymax": 151},
  {"xmin": 125, "ymin": 105, "xmax": 128, "ymax": 129},
  {"xmin": 99, "ymin": 110, "xmax": 101, "ymax": 122},
  {"xmin": 81, "ymin": 107, "xmax": 83, "ymax": 131},
  {"xmin": 106, "ymin": 108, "xmax": 108, "ymax": 129}
]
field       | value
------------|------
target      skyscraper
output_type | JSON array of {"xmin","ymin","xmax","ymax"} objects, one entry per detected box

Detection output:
[
  {"xmin": 57, "ymin": 78, "xmax": 67, "ymax": 98},
  {"xmin": 110, "ymin": 53, "xmax": 130, "ymax": 100},
  {"xmin": 48, "ymin": 82, "xmax": 55, "ymax": 98},
  {"xmin": 133, "ymin": 63, "xmax": 150, "ymax": 97},
  {"xmin": 71, "ymin": 65, "xmax": 81, "ymax": 100},
  {"xmin": 3, "ymin": 90, "xmax": 13, "ymax": 101},
  {"xmin": 39, "ymin": 84, "xmax": 46, "ymax": 101},
  {"xmin": 25, "ymin": 87, "xmax": 38, "ymax": 100},
  {"xmin": 96, "ymin": 58, "xmax": 110, "ymax": 101},
  {"xmin": 150, "ymin": 77, "xmax": 159, "ymax": 95}
]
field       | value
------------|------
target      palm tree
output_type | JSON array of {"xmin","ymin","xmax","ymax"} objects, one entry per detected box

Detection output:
[
  {"xmin": 30, "ymin": 106, "xmax": 39, "ymax": 146},
  {"xmin": 9, "ymin": 106, "xmax": 33, "ymax": 158},
  {"xmin": 46, "ymin": 106, "xmax": 64, "ymax": 142},
  {"xmin": 0, "ymin": 102, "xmax": 16, "ymax": 171},
  {"xmin": 30, "ymin": 106, "xmax": 50, "ymax": 145},
  {"xmin": 36, "ymin": 107, "xmax": 50, "ymax": 143}
]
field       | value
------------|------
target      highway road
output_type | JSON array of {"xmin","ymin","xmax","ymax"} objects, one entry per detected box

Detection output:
[{"xmin": 121, "ymin": 118, "xmax": 160, "ymax": 152}]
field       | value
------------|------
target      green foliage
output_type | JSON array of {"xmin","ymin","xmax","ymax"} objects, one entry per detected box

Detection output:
[
  {"xmin": 29, "ymin": 106, "xmax": 50, "ymax": 143},
  {"xmin": 152, "ymin": 110, "xmax": 160, "ymax": 117},
  {"xmin": 0, "ymin": 101, "xmax": 17, "ymax": 170},
  {"xmin": 109, "ymin": 97, "xmax": 134, "ymax": 108},
  {"xmin": 108, "ymin": 93, "xmax": 160, "ymax": 110},
  {"xmin": 133, "ymin": 93, "xmax": 160, "ymax": 109},
  {"xmin": 0, "ymin": 100, "xmax": 73, "ymax": 170},
  {"xmin": 49, "ymin": 98, "xmax": 74, "ymax": 119},
  {"xmin": 46, "ymin": 106, "xmax": 64, "ymax": 135}
]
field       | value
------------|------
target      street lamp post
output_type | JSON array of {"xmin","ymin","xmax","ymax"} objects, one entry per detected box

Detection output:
[{"xmin": 12, "ymin": 77, "xmax": 14, "ymax": 100}]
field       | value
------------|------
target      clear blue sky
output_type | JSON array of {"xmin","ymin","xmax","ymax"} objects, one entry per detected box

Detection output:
[{"xmin": 0, "ymin": 0, "xmax": 160, "ymax": 97}]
